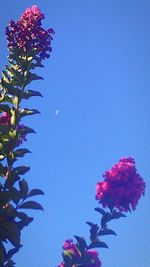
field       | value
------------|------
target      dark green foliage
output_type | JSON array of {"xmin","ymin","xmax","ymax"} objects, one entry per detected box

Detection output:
[
  {"xmin": 82, "ymin": 207, "xmax": 126, "ymax": 254},
  {"xmin": 19, "ymin": 108, "xmax": 40, "ymax": 118},
  {"xmin": 13, "ymin": 166, "xmax": 30, "ymax": 175},
  {"xmin": 99, "ymin": 228, "xmax": 117, "ymax": 236},
  {"xmin": 19, "ymin": 179, "xmax": 29, "ymax": 199},
  {"xmin": 25, "ymin": 73, "xmax": 44, "ymax": 85},
  {"xmin": 88, "ymin": 241, "xmax": 109, "ymax": 249},
  {"xmin": 0, "ymin": 38, "xmax": 45, "ymax": 266},
  {"xmin": 28, "ymin": 189, "xmax": 44, "ymax": 197},
  {"xmin": 22, "ymin": 90, "xmax": 43, "ymax": 100},
  {"xmin": 18, "ymin": 201, "xmax": 43, "ymax": 210},
  {"xmin": 86, "ymin": 221, "xmax": 99, "ymax": 242},
  {"xmin": 74, "ymin": 235, "xmax": 87, "ymax": 255},
  {"xmin": 18, "ymin": 126, "xmax": 36, "ymax": 135},
  {"xmin": 95, "ymin": 207, "xmax": 105, "ymax": 215},
  {"xmin": 13, "ymin": 148, "xmax": 31, "ymax": 158}
]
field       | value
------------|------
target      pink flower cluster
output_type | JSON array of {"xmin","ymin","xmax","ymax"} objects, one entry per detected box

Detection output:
[
  {"xmin": 96, "ymin": 157, "xmax": 146, "ymax": 212},
  {"xmin": 63, "ymin": 239, "xmax": 80, "ymax": 257},
  {"xmin": 86, "ymin": 250, "xmax": 101, "ymax": 267},
  {"xmin": 58, "ymin": 239, "xmax": 101, "ymax": 267},
  {"xmin": 6, "ymin": 5, "xmax": 54, "ymax": 60},
  {"xmin": 0, "ymin": 112, "xmax": 11, "ymax": 126}
]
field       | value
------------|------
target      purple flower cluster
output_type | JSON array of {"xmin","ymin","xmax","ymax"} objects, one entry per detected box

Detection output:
[
  {"xmin": 96, "ymin": 157, "xmax": 146, "ymax": 212},
  {"xmin": 6, "ymin": 5, "xmax": 54, "ymax": 60},
  {"xmin": 0, "ymin": 112, "xmax": 11, "ymax": 126}
]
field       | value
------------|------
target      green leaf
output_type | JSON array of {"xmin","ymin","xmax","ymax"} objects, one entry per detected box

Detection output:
[
  {"xmin": 1, "ymin": 79, "xmax": 19, "ymax": 97},
  {"xmin": 7, "ymin": 167, "xmax": 29, "ymax": 187},
  {"xmin": 25, "ymin": 73, "xmax": 43, "ymax": 85},
  {"xmin": 0, "ymin": 95, "xmax": 13, "ymax": 104},
  {"xmin": 19, "ymin": 201, "xmax": 44, "ymax": 210},
  {"xmin": 7, "ymin": 246, "xmax": 21, "ymax": 261},
  {"xmin": 95, "ymin": 207, "xmax": 106, "ymax": 215},
  {"xmin": 101, "ymin": 212, "xmax": 112, "ymax": 227},
  {"xmin": 101, "ymin": 211, "xmax": 126, "ymax": 227},
  {"xmin": 111, "ymin": 211, "xmax": 126, "ymax": 220},
  {"xmin": 2, "ymin": 70, "xmax": 10, "ymax": 83},
  {"xmin": 88, "ymin": 241, "xmax": 108, "ymax": 249},
  {"xmin": 28, "ymin": 189, "xmax": 44, "ymax": 197},
  {"xmin": 15, "ymin": 212, "xmax": 29, "ymax": 220},
  {"xmin": 8, "ymin": 130, "xmax": 17, "ymax": 139},
  {"xmin": 17, "ymin": 217, "xmax": 33, "ymax": 229},
  {"xmin": 28, "ymin": 73, "xmax": 44, "ymax": 81},
  {"xmin": 86, "ymin": 221, "xmax": 98, "ymax": 228},
  {"xmin": 13, "ymin": 166, "xmax": 30, "ymax": 175},
  {"xmin": 14, "ymin": 148, "xmax": 31, "ymax": 158},
  {"xmin": 19, "ymin": 108, "xmax": 40, "ymax": 118},
  {"xmin": 22, "ymin": 90, "xmax": 43, "ymax": 99},
  {"xmin": 19, "ymin": 179, "xmax": 29, "ymax": 199},
  {"xmin": 5, "ymin": 66, "xmax": 23, "ymax": 83},
  {"xmin": 2, "ymin": 141, "xmax": 16, "ymax": 156},
  {"xmin": 74, "ymin": 235, "xmax": 87, "ymax": 253},
  {"xmin": 5, "ymin": 173, "xmax": 20, "ymax": 187},
  {"xmin": 86, "ymin": 222, "xmax": 99, "ymax": 242},
  {"xmin": 10, "ymin": 187, "xmax": 21, "ymax": 205},
  {"xmin": 99, "ymin": 228, "xmax": 117, "ymax": 236},
  {"xmin": 19, "ymin": 126, "xmax": 36, "ymax": 135},
  {"xmin": 4, "ymin": 222, "xmax": 21, "ymax": 247},
  {"xmin": 15, "ymin": 212, "xmax": 33, "ymax": 228},
  {"xmin": 5, "ymin": 66, "xmax": 15, "ymax": 77}
]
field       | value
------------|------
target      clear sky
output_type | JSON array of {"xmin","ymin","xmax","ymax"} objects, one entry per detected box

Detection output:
[{"xmin": 0, "ymin": 1, "xmax": 150, "ymax": 267}]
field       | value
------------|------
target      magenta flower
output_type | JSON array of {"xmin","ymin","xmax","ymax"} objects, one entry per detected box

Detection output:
[
  {"xmin": 0, "ymin": 112, "xmax": 11, "ymax": 126},
  {"xmin": 63, "ymin": 239, "xmax": 80, "ymax": 257},
  {"xmin": 96, "ymin": 157, "xmax": 146, "ymax": 212},
  {"xmin": 58, "ymin": 239, "xmax": 101, "ymax": 267},
  {"xmin": 85, "ymin": 250, "xmax": 102, "ymax": 267},
  {"xmin": 6, "ymin": 5, "xmax": 54, "ymax": 60}
]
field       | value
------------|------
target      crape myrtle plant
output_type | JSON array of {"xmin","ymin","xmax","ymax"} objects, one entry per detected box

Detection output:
[
  {"xmin": 0, "ymin": 5, "xmax": 146, "ymax": 267},
  {"xmin": 57, "ymin": 158, "xmax": 146, "ymax": 267},
  {"xmin": 0, "ymin": 5, "xmax": 54, "ymax": 266}
]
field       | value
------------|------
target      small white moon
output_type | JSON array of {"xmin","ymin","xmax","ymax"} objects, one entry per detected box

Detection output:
[{"xmin": 55, "ymin": 109, "xmax": 60, "ymax": 115}]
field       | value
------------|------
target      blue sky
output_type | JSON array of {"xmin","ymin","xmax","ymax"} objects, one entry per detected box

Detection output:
[{"xmin": 0, "ymin": 1, "xmax": 150, "ymax": 267}]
